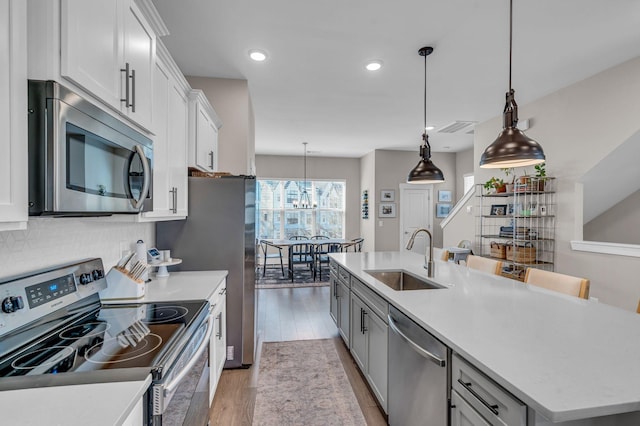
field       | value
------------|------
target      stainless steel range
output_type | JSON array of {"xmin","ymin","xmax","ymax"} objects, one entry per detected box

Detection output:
[{"xmin": 0, "ymin": 258, "xmax": 212, "ymax": 425}]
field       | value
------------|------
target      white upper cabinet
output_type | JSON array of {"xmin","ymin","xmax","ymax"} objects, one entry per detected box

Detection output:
[
  {"xmin": 189, "ymin": 90, "xmax": 222, "ymax": 172},
  {"xmin": 60, "ymin": 0, "xmax": 155, "ymax": 131},
  {"xmin": 0, "ymin": 0, "xmax": 28, "ymax": 231},
  {"xmin": 141, "ymin": 42, "xmax": 189, "ymax": 221}
]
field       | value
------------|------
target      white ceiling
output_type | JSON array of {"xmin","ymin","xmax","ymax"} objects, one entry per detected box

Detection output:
[{"xmin": 151, "ymin": 0, "xmax": 640, "ymax": 158}]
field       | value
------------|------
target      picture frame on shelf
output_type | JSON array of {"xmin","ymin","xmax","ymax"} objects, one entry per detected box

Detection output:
[
  {"xmin": 380, "ymin": 189, "xmax": 395, "ymax": 202},
  {"xmin": 507, "ymin": 203, "xmax": 523, "ymax": 215},
  {"xmin": 379, "ymin": 203, "xmax": 396, "ymax": 218},
  {"xmin": 436, "ymin": 203, "xmax": 451, "ymax": 218},
  {"xmin": 438, "ymin": 190, "xmax": 452, "ymax": 202},
  {"xmin": 490, "ymin": 204, "xmax": 507, "ymax": 216}
]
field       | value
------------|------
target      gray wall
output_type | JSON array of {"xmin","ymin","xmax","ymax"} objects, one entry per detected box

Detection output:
[
  {"xmin": 584, "ymin": 189, "xmax": 640, "ymax": 244},
  {"xmin": 452, "ymin": 56, "xmax": 640, "ymax": 311},
  {"xmin": 255, "ymin": 155, "xmax": 361, "ymax": 241},
  {"xmin": 187, "ymin": 77, "xmax": 255, "ymax": 175}
]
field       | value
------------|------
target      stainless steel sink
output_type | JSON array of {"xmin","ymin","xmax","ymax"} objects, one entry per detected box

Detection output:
[{"xmin": 364, "ymin": 270, "xmax": 445, "ymax": 291}]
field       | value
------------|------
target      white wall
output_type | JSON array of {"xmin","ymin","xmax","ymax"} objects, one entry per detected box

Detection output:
[
  {"xmin": 255, "ymin": 155, "xmax": 361, "ymax": 241},
  {"xmin": 187, "ymin": 77, "xmax": 255, "ymax": 175},
  {"xmin": 0, "ymin": 218, "xmax": 154, "ymax": 279},
  {"xmin": 360, "ymin": 151, "xmax": 376, "ymax": 252},
  {"xmin": 455, "ymin": 148, "xmax": 474, "ymax": 201},
  {"xmin": 470, "ymin": 56, "xmax": 640, "ymax": 311},
  {"xmin": 584, "ymin": 189, "xmax": 640, "ymax": 244}
]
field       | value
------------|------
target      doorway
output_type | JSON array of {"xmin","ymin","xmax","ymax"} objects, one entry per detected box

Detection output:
[{"xmin": 399, "ymin": 184, "xmax": 433, "ymax": 255}]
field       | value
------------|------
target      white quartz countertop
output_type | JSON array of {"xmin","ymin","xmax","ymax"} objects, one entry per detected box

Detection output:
[
  {"xmin": 330, "ymin": 251, "xmax": 640, "ymax": 422},
  {"xmin": 0, "ymin": 376, "xmax": 151, "ymax": 426},
  {"xmin": 138, "ymin": 270, "xmax": 228, "ymax": 303}
]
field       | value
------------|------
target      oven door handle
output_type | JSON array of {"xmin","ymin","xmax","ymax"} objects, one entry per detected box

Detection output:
[
  {"xmin": 164, "ymin": 310, "xmax": 214, "ymax": 394},
  {"xmin": 129, "ymin": 145, "xmax": 151, "ymax": 210}
]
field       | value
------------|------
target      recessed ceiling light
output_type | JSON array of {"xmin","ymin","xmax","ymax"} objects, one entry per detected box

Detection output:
[
  {"xmin": 249, "ymin": 49, "xmax": 267, "ymax": 62},
  {"xmin": 425, "ymin": 125, "xmax": 435, "ymax": 131},
  {"xmin": 365, "ymin": 60, "xmax": 383, "ymax": 71}
]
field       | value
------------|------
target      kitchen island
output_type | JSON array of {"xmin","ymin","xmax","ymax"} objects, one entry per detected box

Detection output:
[
  {"xmin": 0, "ymin": 270, "xmax": 227, "ymax": 426},
  {"xmin": 330, "ymin": 251, "xmax": 640, "ymax": 424}
]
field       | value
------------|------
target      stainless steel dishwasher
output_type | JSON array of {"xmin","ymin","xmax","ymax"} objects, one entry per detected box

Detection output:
[{"xmin": 388, "ymin": 305, "xmax": 449, "ymax": 426}]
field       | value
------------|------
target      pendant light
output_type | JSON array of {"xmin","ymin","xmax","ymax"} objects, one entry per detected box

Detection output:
[
  {"xmin": 480, "ymin": 0, "xmax": 545, "ymax": 168},
  {"xmin": 407, "ymin": 46, "xmax": 445, "ymax": 184},
  {"xmin": 293, "ymin": 142, "xmax": 315, "ymax": 209}
]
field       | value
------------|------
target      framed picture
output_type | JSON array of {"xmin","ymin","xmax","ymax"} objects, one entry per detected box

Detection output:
[
  {"xmin": 436, "ymin": 203, "xmax": 451, "ymax": 218},
  {"xmin": 379, "ymin": 203, "xmax": 396, "ymax": 218},
  {"xmin": 507, "ymin": 203, "xmax": 522, "ymax": 215},
  {"xmin": 490, "ymin": 204, "xmax": 507, "ymax": 216},
  {"xmin": 380, "ymin": 190, "xmax": 395, "ymax": 202},
  {"xmin": 438, "ymin": 190, "xmax": 452, "ymax": 202}
]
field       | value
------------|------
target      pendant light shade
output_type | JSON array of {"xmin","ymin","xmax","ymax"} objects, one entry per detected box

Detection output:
[
  {"xmin": 408, "ymin": 46, "xmax": 445, "ymax": 184},
  {"xmin": 480, "ymin": 0, "xmax": 545, "ymax": 168}
]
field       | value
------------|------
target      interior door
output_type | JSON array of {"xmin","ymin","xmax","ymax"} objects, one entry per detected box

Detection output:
[{"xmin": 399, "ymin": 184, "xmax": 433, "ymax": 255}]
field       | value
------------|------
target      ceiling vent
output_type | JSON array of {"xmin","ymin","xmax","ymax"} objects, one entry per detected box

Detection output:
[{"xmin": 437, "ymin": 121, "xmax": 477, "ymax": 134}]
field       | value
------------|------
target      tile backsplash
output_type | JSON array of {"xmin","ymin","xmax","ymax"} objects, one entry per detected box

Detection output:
[{"xmin": 0, "ymin": 217, "xmax": 154, "ymax": 279}]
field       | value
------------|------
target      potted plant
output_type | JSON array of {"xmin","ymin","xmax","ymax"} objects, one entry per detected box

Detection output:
[
  {"xmin": 534, "ymin": 162, "xmax": 547, "ymax": 191},
  {"xmin": 501, "ymin": 167, "xmax": 515, "ymax": 193},
  {"xmin": 484, "ymin": 177, "xmax": 506, "ymax": 194}
]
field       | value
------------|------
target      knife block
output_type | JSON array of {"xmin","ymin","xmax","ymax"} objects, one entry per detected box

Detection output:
[{"xmin": 99, "ymin": 267, "xmax": 146, "ymax": 301}]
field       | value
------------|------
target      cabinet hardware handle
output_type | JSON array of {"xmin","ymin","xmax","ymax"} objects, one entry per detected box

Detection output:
[
  {"xmin": 130, "ymin": 69, "xmax": 136, "ymax": 112},
  {"xmin": 362, "ymin": 310, "xmax": 367, "ymax": 334},
  {"xmin": 360, "ymin": 308, "xmax": 364, "ymax": 333},
  {"xmin": 216, "ymin": 312, "xmax": 223, "ymax": 339},
  {"xmin": 457, "ymin": 379, "xmax": 499, "ymax": 415},
  {"xmin": 209, "ymin": 150, "xmax": 214, "ymax": 170},
  {"xmin": 173, "ymin": 187, "xmax": 178, "ymax": 213},
  {"xmin": 120, "ymin": 63, "xmax": 130, "ymax": 107}
]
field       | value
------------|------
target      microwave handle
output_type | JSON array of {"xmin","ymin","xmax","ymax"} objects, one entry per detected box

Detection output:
[{"xmin": 130, "ymin": 145, "xmax": 151, "ymax": 210}]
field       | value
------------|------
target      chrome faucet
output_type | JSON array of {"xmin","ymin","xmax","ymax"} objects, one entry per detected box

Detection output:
[{"xmin": 406, "ymin": 228, "xmax": 435, "ymax": 278}]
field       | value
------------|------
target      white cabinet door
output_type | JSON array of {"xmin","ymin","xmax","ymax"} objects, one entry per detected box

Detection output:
[
  {"xmin": 189, "ymin": 90, "xmax": 221, "ymax": 172},
  {"xmin": 120, "ymin": 396, "xmax": 144, "ymax": 426},
  {"xmin": 167, "ymin": 83, "xmax": 188, "ymax": 216},
  {"xmin": 366, "ymin": 308, "xmax": 388, "ymax": 412},
  {"xmin": 121, "ymin": 0, "xmax": 154, "ymax": 130},
  {"xmin": 0, "ymin": 0, "xmax": 27, "ymax": 231},
  {"xmin": 60, "ymin": 0, "xmax": 154, "ymax": 131},
  {"xmin": 148, "ymin": 59, "xmax": 170, "ymax": 215},
  {"xmin": 60, "ymin": 0, "xmax": 121, "ymax": 108},
  {"xmin": 208, "ymin": 280, "xmax": 227, "ymax": 406},
  {"xmin": 350, "ymin": 294, "xmax": 367, "ymax": 371}
]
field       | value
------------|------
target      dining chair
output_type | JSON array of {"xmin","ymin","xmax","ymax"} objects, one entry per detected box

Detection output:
[
  {"xmin": 288, "ymin": 235, "xmax": 314, "ymax": 281},
  {"xmin": 342, "ymin": 237, "xmax": 364, "ymax": 252},
  {"xmin": 636, "ymin": 299, "xmax": 640, "ymax": 314},
  {"xmin": 465, "ymin": 255, "xmax": 502, "ymax": 275},
  {"xmin": 441, "ymin": 250, "xmax": 450, "ymax": 262},
  {"xmin": 524, "ymin": 268, "xmax": 590, "ymax": 299},
  {"xmin": 259, "ymin": 240, "xmax": 285, "ymax": 277},
  {"xmin": 313, "ymin": 242, "xmax": 332, "ymax": 281}
]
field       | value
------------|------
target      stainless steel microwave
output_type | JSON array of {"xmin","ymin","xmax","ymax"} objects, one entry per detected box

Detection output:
[{"xmin": 28, "ymin": 80, "xmax": 153, "ymax": 216}]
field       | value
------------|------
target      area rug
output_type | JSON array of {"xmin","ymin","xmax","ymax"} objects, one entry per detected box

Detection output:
[
  {"xmin": 256, "ymin": 267, "xmax": 330, "ymax": 289},
  {"xmin": 252, "ymin": 339, "xmax": 366, "ymax": 426}
]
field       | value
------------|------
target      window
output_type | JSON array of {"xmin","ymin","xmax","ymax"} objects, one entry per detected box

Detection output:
[
  {"xmin": 256, "ymin": 179, "xmax": 346, "ymax": 239},
  {"xmin": 463, "ymin": 173, "xmax": 475, "ymax": 195}
]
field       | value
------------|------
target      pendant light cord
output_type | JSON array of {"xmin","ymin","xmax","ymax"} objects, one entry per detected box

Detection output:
[
  {"xmin": 424, "ymin": 51, "xmax": 427, "ymax": 134},
  {"xmin": 509, "ymin": 0, "xmax": 513, "ymax": 92}
]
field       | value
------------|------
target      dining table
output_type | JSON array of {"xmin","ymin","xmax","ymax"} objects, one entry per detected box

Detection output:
[{"xmin": 259, "ymin": 238, "xmax": 352, "ymax": 281}]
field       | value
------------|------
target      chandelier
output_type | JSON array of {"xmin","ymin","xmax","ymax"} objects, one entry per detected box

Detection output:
[{"xmin": 293, "ymin": 142, "xmax": 316, "ymax": 209}]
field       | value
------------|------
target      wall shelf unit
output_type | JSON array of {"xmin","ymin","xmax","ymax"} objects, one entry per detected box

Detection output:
[{"xmin": 475, "ymin": 177, "xmax": 556, "ymax": 281}]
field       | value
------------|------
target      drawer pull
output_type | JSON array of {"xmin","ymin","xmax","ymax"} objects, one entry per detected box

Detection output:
[{"xmin": 457, "ymin": 379, "xmax": 499, "ymax": 415}]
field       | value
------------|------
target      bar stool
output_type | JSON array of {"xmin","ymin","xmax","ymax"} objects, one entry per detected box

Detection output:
[
  {"xmin": 524, "ymin": 268, "xmax": 590, "ymax": 299},
  {"xmin": 466, "ymin": 255, "xmax": 502, "ymax": 275}
]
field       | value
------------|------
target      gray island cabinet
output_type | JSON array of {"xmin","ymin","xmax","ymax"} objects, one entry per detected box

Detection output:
[{"xmin": 328, "ymin": 252, "xmax": 640, "ymax": 425}]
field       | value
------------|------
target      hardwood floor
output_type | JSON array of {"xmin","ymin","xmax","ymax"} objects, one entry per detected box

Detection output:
[{"xmin": 209, "ymin": 286, "xmax": 387, "ymax": 425}]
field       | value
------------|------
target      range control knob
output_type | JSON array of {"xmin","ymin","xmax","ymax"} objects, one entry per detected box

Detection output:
[
  {"xmin": 2, "ymin": 296, "xmax": 24, "ymax": 313},
  {"xmin": 79, "ymin": 273, "xmax": 93, "ymax": 285},
  {"xmin": 92, "ymin": 269, "xmax": 104, "ymax": 280}
]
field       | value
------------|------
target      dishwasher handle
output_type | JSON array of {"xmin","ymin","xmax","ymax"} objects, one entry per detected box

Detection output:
[{"xmin": 388, "ymin": 314, "xmax": 446, "ymax": 367}]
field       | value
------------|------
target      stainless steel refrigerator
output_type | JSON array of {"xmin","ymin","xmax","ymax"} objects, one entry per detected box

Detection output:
[{"xmin": 156, "ymin": 176, "xmax": 256, "ymax": 368}]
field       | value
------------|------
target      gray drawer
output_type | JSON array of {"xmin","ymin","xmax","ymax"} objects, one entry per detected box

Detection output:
[
  {"xmin": 351, "ymin": 277, "xmax": 388, "ymax": 323},
  {"xmin": 329, "ymin": 259, "xmax": 339, "ymax": 275},
  {"xmin": 338, "ymin": 266, "xmax": 351, "ymax": 287},
  {"xmin": 452, "ymin": 353, "xmax": 526, "ymax": 426}
]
